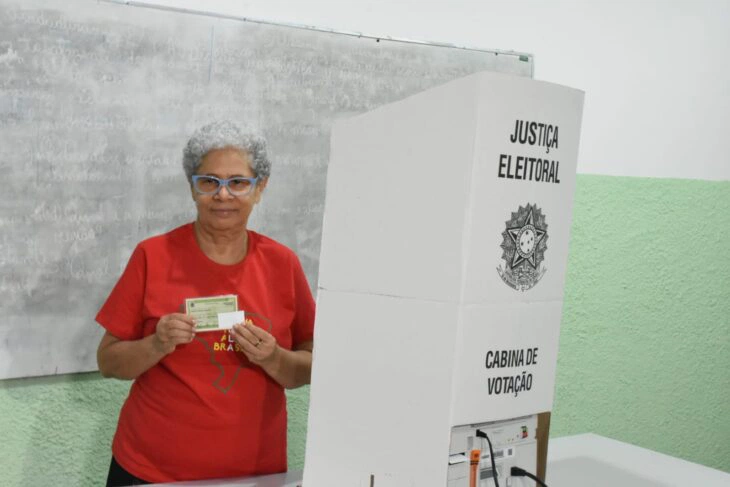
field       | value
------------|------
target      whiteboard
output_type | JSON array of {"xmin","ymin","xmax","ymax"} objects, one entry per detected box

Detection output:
[{"xmin": 0, "ymin": 0, "xmax": 533, "ymax": 379}]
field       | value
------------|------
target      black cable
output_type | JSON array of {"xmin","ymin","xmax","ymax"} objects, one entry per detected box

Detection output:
[
  {"xmin": 475, "ymin": 429, "xmax": 499, "ymax": 487},
  {"xmin": 511, "ymin": 466, "xmax": 549, "ymax": 487}
]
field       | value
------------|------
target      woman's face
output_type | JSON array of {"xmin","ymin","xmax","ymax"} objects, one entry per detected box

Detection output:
[{"xmin": 192, "ymin": 148, "xmax": 267, "ymax": 232}]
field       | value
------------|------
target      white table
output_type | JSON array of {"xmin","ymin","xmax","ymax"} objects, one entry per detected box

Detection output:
[
  {"xmin": 146, "ymin": 433, "xmax": 729, "ymax": 486},
  {"xmin": 547, "ymin": 433, "xmax": 730, "ymax": 487},
  {"xmin": 150, "ymin": 471, "xmax": 302, "ymax": 487}
]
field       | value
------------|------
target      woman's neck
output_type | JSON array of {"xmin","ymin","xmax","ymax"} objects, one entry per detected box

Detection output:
[{"xmin": 193, "ymin": 220, "xmax": 248, "ymax": 265}]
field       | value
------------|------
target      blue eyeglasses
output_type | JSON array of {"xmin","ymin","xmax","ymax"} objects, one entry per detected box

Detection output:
[{"xmin": 192, "ymin": 175, "xmax": 259, "ymax": 196}]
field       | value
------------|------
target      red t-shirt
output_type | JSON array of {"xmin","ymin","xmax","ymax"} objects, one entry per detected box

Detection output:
[{"xmin": 96, "ymin": 223, "xmax": 315, "ymax": 483}]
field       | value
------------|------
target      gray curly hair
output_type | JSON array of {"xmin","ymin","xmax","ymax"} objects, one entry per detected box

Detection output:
[{"xmin": 182, "ymin": 121, "xmax": 271, "ymax": 182}]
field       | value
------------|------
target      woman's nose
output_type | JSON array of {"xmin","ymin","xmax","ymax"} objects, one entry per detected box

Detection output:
[{"xmin": 216, "ymin": 184, "xmax": 234, "ymax": 199}]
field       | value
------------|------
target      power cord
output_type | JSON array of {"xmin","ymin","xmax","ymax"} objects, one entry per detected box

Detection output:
[
  {"xmin": 511, "ymin": 466, "xmax": 549, "ymax": 487},
  {"xmin": 475, "ymin": 429, "xmax": 499, "ymax": 487}
]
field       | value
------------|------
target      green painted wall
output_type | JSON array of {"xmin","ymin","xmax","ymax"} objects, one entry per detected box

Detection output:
[
  {"xmin": 1, "ymin": 174, "xmax": 728, "ymax": 485},
  {"xmin": 0, "ymin": 373, "xmax": 311, "ymax": 485},
  {"xmin": 552, "ymin": 174, "xmax": 730, "ymax": 470}
]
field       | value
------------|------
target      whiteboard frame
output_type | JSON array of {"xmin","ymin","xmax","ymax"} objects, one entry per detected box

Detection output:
[{"xmin": 101, "ymin": 0, "xmax": 535, "ymax": 78}]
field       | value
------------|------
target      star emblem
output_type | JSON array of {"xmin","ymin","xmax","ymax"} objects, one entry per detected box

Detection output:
[{"xmin": 506, "ymin": 209, "xmax": 546, "ymax": 269}]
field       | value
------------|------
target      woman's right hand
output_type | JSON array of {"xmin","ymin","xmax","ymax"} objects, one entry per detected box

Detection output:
[{"xmin": 153, "ymin": 313, "xmax": 197, "ymax": 355}]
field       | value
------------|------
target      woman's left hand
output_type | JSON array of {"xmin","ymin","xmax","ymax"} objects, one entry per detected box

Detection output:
[{"xmin": 231, "ymin": 322, "xmax": 279, "ymax": 366}]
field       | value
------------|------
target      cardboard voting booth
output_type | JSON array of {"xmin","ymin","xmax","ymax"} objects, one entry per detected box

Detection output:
[{"xmin": 304, "ymin": 71, "xmax": 584, "ymax": 486}]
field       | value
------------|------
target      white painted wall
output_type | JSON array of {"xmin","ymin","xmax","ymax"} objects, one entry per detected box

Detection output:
[{"xmin": 129, "ymin": 0, "xmax": 730, "ymax": 181}]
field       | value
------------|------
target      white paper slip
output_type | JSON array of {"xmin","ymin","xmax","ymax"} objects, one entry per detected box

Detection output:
[{"xmin": 217, "ymin": 310, "xmax": 245, "ymax": 330}]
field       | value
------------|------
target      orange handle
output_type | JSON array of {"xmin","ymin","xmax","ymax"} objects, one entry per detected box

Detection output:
[{"xmin": 469, "ymin": 449, "xmax": 481, "ymax": 487}]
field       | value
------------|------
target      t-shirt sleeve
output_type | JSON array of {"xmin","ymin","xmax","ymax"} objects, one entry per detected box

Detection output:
[
  {"xmin": 95, "ymin": 244, "xmax": 147, "ymax": 341},
  {"xmin": 290, "ymin": 252, "xmax": 315, "ymax": 347}
]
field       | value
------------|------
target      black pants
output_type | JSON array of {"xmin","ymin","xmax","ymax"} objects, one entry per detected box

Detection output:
[{"xmin": 106, "ymin": 457, "xmax": 151, "ymax": 486}]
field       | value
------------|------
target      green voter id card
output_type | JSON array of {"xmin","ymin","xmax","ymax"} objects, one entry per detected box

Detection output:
[{"xmin": 185, "ymin": 295, "xmax": 238, "ymax": 331}]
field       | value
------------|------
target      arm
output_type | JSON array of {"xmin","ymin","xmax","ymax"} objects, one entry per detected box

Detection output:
[
  {"xmin": 97, "ymin": 313, "xmax": 197, "ymax": 380},
  {"xmin": 97, "ymin": 331, "xmax": 168, "ymax": 380},
  {"xmin": 232, "ymin": 323, "xmax": 313, "ymax": 389},
  {"xmin": 259, "ymin": 340, "xmax": 313, "ymax": 389}
]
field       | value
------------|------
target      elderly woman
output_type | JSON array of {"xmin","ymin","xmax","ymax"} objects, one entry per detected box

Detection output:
[{"xmin": 96, "ymin": 121, "xmax": 315, "ymax": 486}]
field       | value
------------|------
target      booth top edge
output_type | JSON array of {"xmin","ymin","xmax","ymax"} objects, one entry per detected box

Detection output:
[{"xmin": 331, "ymin": 70, "xmax": 584, "ymax": 130}]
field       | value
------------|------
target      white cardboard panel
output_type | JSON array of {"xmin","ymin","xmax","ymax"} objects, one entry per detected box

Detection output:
[
  {"xmin": 304, "ymin": 290, "xmax": 459, "ymax": 486},
  {"xmin": 463, "ymin": 74, "xmax": 584, "ymax": 305},
  {"xmin": 317, "ymin": 74, "xmax": 480, "ymax": 302},
  {"xmin": 318, "ymin": 72, "xmax": 584, "ymax": 306},
  {"xmin": 450, "ymin": 301, "xmax": 563, "ymax": 425}
]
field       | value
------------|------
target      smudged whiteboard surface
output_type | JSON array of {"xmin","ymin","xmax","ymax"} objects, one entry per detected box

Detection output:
[{"xmin": 0, "ymin": 0, "xmax": 532, "ymax": 379}]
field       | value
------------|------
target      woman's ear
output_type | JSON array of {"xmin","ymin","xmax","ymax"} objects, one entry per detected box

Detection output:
[{"xmin": 254, "ymin": 177, "xmax": 269, "ymax": 204}]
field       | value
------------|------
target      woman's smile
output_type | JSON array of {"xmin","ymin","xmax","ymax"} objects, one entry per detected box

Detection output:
[{"xmin": 211, "ymin": 208, "xmax": 239, "ymax": 216}]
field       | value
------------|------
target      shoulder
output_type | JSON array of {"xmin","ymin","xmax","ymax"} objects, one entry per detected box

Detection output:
[
  {"xmin": 250, "ymin": 231, "xmax": 298, "ymax": 261},
  {"xmin": 136, "ymin": 223, "xmax": 193, "ymax": 255}
]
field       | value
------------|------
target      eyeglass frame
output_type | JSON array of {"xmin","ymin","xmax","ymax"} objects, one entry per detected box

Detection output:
[{"xmin": 191, "ymin": 174, "xmax": 260, "ymax": 196}]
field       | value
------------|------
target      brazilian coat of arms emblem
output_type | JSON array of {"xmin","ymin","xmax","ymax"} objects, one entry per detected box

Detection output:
[{"xmin": 497, "ymin": 203, "xmax": 548, "ymax": 291}]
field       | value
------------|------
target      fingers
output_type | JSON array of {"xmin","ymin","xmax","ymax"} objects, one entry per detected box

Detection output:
[
  {"xmin": 231, "ymin": 323, "xmax": 257, "ymax": 350},
  {"xmin": 159, "ymin": 314, "xmax": 196, "ymax": 333},
  {"xmin": 235, "ymin": 322, "xmax": 263, "ymax": 346},
  {"xmin": 161, "ymin": 313, "xmax": 197, "ymax": 328},
  {"xmin": 154, "ymin": 314, "xmax": 197, "ymax": 354},
  {"xmin": 166, "ymin": 329, "xmax": 196, "ymax": 343},
  {"xmin": 231, "ymin": 322, "xmax": 277, "ymax": 364}
]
